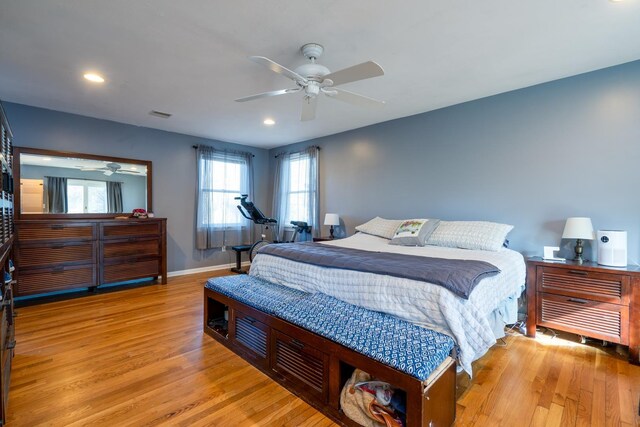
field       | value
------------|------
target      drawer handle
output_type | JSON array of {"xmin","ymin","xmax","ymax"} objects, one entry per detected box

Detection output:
[
  {"xmin": 290, "ymin": 339, "xmax": 305, "ymax": 351},
  {"xmin": 568, "ymin": 270, "xmax": 588, "ymax": 276},
  {"xmin": 52, "ymin": 266, "xmax": 65, "ymax": 273},
  {"xmin": 244, "ymin": 316, "xmax": 256, "ymax": 325},
  {"xmin": 51, "ymin": 244, "xmax": 65, "ymax": 249},
  {"xmin": 6, "ymin": 340, "xmax": 16, "ymax": 350},
  {"xmin": 568, "ymin": 297, "xmax": 589, "ymax": 304},
  {"xmin": 50, "ymin": 224, "xmax": 64, "ymax": 230}
]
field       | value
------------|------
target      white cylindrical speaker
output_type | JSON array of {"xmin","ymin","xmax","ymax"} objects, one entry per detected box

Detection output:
[{"xmin": 597, "ymin": 230, "xmax": 627, "ymax": 267}]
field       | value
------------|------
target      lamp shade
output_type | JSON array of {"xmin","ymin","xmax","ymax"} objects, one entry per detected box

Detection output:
[
  {"xmin": 562, "ymin": 217, "xmax": 594, "ymax": 240},
  {"xmin": 324, "ymin": 213, "xmax": 340, "ymax": 226}
]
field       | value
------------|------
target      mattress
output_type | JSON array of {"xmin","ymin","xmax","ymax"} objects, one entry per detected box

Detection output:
[{"xmin": 249, "ymin": 232, "xmax": 526, "ymax": 375}]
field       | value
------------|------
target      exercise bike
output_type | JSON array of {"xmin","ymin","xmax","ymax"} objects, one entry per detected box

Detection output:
[{"xmin": 235, "ymin": 195, "xmax": 312, "ymax": 261}]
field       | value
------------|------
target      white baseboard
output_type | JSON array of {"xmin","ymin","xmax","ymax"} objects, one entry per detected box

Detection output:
[{"xmin": 167, "ymin": 261, "xmax": 251, "ymax": 278}]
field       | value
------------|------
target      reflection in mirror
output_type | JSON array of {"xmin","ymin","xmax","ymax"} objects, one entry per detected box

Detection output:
[{"xmin": 20, "ymin": 153, "xmax": 148, "ymax": 214}]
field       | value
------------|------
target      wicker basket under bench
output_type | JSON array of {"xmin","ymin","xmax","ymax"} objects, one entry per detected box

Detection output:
[{"xmin": 203, "ymin": 277, "xmax": 457, "ymax": 427}]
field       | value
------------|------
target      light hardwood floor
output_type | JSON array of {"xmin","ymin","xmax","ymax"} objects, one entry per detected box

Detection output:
[{"xmin": 8, "ymin": 271, "xmax": 640, "ymax": 426}]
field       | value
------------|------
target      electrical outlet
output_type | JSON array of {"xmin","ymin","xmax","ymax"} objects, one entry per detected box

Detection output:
[{"xmin": 221, "ymin": 246, "xmax": 226, "ymax": 252}]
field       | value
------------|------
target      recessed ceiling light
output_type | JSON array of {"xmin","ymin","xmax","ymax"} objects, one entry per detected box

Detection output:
[
  {"xmin": 42, "ymin": 157, "xmax": 52, "ymax": 161},
  {"xmin": 263, "ymin": 118, "xmax": 275, "ymax": 126},
  {"xmin": 130, "ymin": 166, "xmax": 137, "ymax": 170},
  {"xmin": 83, "ymin": 73, "xmax": 105, "ymax": 83}
]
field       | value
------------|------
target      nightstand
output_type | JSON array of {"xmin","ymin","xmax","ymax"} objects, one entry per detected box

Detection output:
[
  {"xmin": 526, "ymin": 257, "xmax": 640, "ymax": 365},
  {"xmin": 313, "ymin": 236, "xmax": 339, "ymax": 242}
]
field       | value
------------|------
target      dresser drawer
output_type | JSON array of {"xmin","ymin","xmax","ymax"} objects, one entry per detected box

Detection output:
[
  {"xmin": 271, "ymin": 330, "xmax": 329, "ymax": 403},
  {"xmin": 231, "ymin": 309, "xmax": 269, "ymax": 368},
  {"xmin": 17, "ymin": 222, "xmax": 95, "ymax": 242},
  {"xmin": 102, "ymin": 258, "xmax": 160, "ymax": 284},
  {"xmin": 16, "ymin": 264, "xmax": 96, "ymax": 296},
  {"xmin": 19, "ymin": 241, "xmax": 95, "ymax": 268},
  {"xmin": 537, "ymin": 266, "xmax": 629, "ymax": 305},
  {"xmin": 102, "ymin": 238, "xmax": 160, "ymax": 260},
  {"xmin": 537, "ymin": 292, "xmax": 629, "ymax": 344},
  {"xmin": 101, "ymin": 222, "xmax": 160, "ymax": 240}
]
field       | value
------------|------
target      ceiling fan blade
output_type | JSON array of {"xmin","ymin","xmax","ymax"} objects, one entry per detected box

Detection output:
[
  {"xmin": 235, "ymin": 87, "xmax": 300, "ymax": 102},
  {"xmin": 325, "ymin": 87, "xmax": 385, "ymax": 108},
  {"xmin": 301, "ymin": 96, "xmax": 318, "ymax": 121},
  {"xmin": 249, "ymin": 56, "xmax": 308, "ymax": 84},
  {"xmin": 322, "ymin": 61, "xmax": 384, "ymax": 87}
]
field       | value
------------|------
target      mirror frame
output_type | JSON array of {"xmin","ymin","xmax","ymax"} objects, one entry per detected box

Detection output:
[{"xmin": 14, "ymin": 146, "xmax": 153, "ymax": 220}]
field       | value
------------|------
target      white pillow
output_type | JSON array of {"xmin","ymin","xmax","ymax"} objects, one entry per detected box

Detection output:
[
  {"xmin": 389, "ymin": 219, "xmax": 440, "ymax": 246},
  {"xmin": 426, "ymin": 220, "xmax": 514, "ymax": 251},
  {"xmin": 355, "ymin": 217, "xmax": 404, "ymax": 240}
]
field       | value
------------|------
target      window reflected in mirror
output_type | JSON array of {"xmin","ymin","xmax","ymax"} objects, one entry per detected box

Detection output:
[{"xmin": 19, "ymin": 153, "xmax": 148, "ymax": 214}]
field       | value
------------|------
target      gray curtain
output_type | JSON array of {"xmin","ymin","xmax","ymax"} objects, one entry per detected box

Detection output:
[
  {"xmin": 43, "ymin": 176, "xmax": 67, "ymax": 213},
  {"xmin": 106, "ymin": 181, "xmax": 123, "ymax": 213},
  {"xmin": 195, "ymin": 145, "xmax": 254, "ymax": 249},
  {"xmin": 272, "ymin": 146, "xmax": 319, "ymax": 241}
]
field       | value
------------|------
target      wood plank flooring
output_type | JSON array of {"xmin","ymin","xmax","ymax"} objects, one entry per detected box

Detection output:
[{"xmin": 8, "ymin": 271, "xmax": 640, "ymax": 426}]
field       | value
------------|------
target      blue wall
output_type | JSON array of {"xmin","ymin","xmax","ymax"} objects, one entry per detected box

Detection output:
[
  {"xmin": 4, "ymin": 103, "xmax": 271, "ymax": 272},
  {"xmin": 271, "ymin": 60, "xmax": 640, "ymax": 264},
  {"xmin": 6, "ymin": 59, "xmax": 640, "ymax": 268}
]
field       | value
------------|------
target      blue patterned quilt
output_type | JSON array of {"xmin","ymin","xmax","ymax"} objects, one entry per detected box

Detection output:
[{"xmin": 205, "ymin": 275, "xmax": 455, "ymax": 381}]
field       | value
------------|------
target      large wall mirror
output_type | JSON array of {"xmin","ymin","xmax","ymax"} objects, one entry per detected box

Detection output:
[{"xmin": 15, "ymin": 147, "xmax": 152, "ymax": 219}]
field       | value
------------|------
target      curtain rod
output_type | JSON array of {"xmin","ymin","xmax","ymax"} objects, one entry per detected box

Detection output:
[
  {"xmin": 192, "ymin": 145, "xmax": 255, "ymax": 157},
  {"xmin": 274, "ymin": 145, "xmax": 321, "ymax": 158}
]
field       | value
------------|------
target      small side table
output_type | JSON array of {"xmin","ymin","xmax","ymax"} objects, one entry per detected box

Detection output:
[
  {"xmin": 526, "ymin": 257, "xmax": 640, "ymax": 365},
  {"xmin": 230, "ymin": 244, "xmax": 252, "ymax": 274}
]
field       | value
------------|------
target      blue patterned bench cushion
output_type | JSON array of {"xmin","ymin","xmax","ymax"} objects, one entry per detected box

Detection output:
[
  {"xmin": 206, "ymin": 275, "xmax": 455, "ymax": 381},
  {"xmin": 273, "ymin": 293, "xmax": 455, "ymax": 381},
  {"xmin": 205, "ymin": 275, "xmax": 309, "ymax": 314}
]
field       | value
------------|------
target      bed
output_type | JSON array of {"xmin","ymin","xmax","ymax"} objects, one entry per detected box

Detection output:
[{"xmin": 249, "ymin": 231, "xmax": 527, "ymax": 375}]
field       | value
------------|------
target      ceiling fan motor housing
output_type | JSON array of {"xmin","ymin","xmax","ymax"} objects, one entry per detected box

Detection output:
[{"xmin": 294, "ymin": 63, "xmax": 330, "ymax": 81}]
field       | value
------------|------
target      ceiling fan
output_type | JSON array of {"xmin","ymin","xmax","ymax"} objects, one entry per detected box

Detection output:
[
  {"xmin": 79, "ymin": 162, "xmax": 141, "ymax": 176},
  {"xmin": 235, "ymin": 43, "xmax": 385, "ymax": 121}
]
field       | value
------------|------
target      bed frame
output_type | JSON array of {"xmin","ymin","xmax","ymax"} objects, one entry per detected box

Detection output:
[{"xmin": 204, "ymin": 287, "xmax": 457, "ymax": 427}]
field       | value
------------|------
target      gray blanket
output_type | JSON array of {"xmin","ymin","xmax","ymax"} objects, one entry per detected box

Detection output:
[{"xmin": 257, "ymin": 242, "xmax": 500, "ymax": 299}]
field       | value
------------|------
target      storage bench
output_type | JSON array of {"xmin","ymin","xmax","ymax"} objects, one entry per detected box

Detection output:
[{"xmin": 203, "ymin": 275, "xmax": 457, "ymax": 427}]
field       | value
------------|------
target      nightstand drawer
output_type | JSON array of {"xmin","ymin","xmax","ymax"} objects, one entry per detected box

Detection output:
[
  {"xmin": 537, "ymin": 292, "xmax": 629, "ymax": 344},
  {"xmin": 537, "ymin": 266, "xmax": 629, "ymax": 305}
]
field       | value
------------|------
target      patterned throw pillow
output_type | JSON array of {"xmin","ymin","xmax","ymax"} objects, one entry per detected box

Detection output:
[
  {"xmin": 355, "ymin": 217, "xmax": 404, "ymax": 240},
  {"xmin": 426, "ymin": 221, "xmax": 514, "ymax": 251},
  {"xmin": 389, "ymin": 219, "xmax": 440, "ymax": 246}
]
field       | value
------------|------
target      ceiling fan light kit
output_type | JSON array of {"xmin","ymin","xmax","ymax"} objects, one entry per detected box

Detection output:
[{"xmin": 235, "ymin": 43, "xmax": 385, "ymax": 121}]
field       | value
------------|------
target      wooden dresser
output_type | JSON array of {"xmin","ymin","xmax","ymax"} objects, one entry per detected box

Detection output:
[
  {"xmin": 526, "ymin": 257, "xmax": 640, "ymax": 365},
  {"xmin": 15, "ymin": 218, "xmax": 167, "ymax": 297}
]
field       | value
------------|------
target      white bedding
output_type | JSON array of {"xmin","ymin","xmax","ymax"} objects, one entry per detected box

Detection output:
[{"xmin": 249, "ymin": 233, "xmax": 526, "ymax": 375}]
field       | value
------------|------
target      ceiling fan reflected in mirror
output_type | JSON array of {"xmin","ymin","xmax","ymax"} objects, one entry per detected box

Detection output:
[
  {"xmin": 79, "ymin": 162, "xmax": 142, "ymax": 176},
  {"xmin": 235, "ymin": 43, "xmax": 385, "ymax": 121}
]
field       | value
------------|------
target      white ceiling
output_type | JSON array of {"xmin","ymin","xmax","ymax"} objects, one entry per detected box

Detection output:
[{"xmin": 1, "ymin": 1, "xmax": 639, "ymax": 149}]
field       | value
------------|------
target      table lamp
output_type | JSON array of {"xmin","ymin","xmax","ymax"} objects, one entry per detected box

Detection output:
[
  {"xmin": 562, "ymin": 217, "xmax": 594, "ymax": 264},
  {"xmin": 324, "ymin": 213, "xmax": 340, "ymax": 239}
]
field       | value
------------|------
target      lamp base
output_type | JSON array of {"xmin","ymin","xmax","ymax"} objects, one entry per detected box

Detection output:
[
  {"xmin": 329, "ymin": 226, "xmax": 335, "ymax": 239},
  {"xmin": 574, "ymin": 239, "xmax": 585, "ymax": 264}
]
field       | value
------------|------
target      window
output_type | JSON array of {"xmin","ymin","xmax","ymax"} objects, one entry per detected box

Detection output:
[
  {"xmin": 285, "ymin": 153, "xmax": 312, "ymax": 225},
  {"xmin": 67, "ymin": 179, "xmax": 107, "ymax": 213},
  {"xmin": 195, "ymin": 147, "xmax": 254, "ymax": 250},
  {"xmin": 197, "ymin": 151, "xmax": 250, "ymax": 228},
  {"xmin": 273, "ymin": 146, "xmax": 319, "ymax": 240}
]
